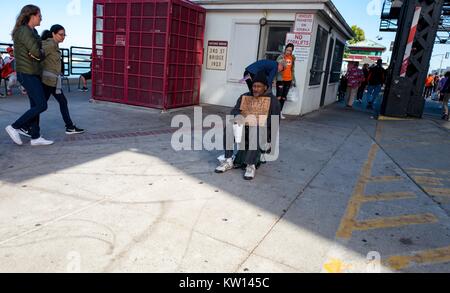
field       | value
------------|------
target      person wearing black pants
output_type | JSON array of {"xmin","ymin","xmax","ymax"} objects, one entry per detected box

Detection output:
[
  {"xmin": 276, "ymin": 80, "xmax": 292, "ymax": 114},
  {"xmin": 31, "ymin": 25, "xmax": 84, "ymax": 135},
  {"xmin": 276, "ymin": 43, "xmax": 296, "ymax": 119},
  {"xmin": 5, "ymin": 5, "xmax": 54, "ymax": 146},
  {"xmin": 215, "ymin": 71, "xmax": 280, "ymax": 180},
  {"xmin": 43, "ymin": 84, "xmax": 76, "ymax": 129}
]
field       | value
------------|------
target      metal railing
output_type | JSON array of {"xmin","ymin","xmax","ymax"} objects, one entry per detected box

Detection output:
[
  {"xmin": 1, "ymin": 43, "xmax": 91, "ymax": 77},
  {"xmin": 70, "ymin": 46, "xmax": 92, "ymax": 76},
  {"xmin": 0, "ymin": 43, "xmax": 13, "ymax": 54}
]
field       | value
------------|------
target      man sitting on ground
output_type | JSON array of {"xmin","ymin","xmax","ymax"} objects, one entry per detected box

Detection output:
[{"xmin": 215, "ymin": 71, "xmax": 280, "ymax": 180}]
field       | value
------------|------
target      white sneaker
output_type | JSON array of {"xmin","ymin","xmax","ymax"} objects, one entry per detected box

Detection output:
[
  {"xmin": 30, "ymin": 137, "xmax": 54, "ymax": 146},
  {"xmin": 5, "ymin": 125, "xmax": 23, "ymax": 145},
  {"xmin": 215, "ymin": 158, "xmax": 234, "ymax": 173},
  {"xmin": 244, "ymin": 165, "xmax": 256, "ymax": 180},
  {"xmin": 280, "ymin": 114, "xmax": 286, "ymax": 120}
]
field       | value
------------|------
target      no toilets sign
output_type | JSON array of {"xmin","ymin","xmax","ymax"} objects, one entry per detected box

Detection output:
[{"xmin": 285, "ymin": 33, "xmax": 311, "ymax": 61}]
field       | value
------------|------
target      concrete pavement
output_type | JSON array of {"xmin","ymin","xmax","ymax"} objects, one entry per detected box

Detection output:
[{"xmin": 0, "ymin": 90, "xmax": 449, "ymax": 272}]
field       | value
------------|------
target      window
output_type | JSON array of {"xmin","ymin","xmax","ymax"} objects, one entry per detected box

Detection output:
[
  {"xmin": 330, "ymin": 40, "xmax": 345, "ymax": 83},
  {"xmin": 258, "ymin": 22, "xmax": 293, "ymax": 61},
  {"xmin": 309, "ymin": 26, "xmax": 329, "ymax": 86}
]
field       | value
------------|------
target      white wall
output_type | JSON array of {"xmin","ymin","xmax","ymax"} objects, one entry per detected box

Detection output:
[
  {"xmin": 299, "ymin": 13, "xmax": 347, "ymax": 115},
  {"xmin": 200, "ymin": 9, "xmax": 348, "ymax": 116}
]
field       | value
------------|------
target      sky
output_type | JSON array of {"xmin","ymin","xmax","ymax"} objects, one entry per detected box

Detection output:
[
  {"xmin": 0, "ymin": 0, "xmax": 448, "ymax": 72},
  {"xmin": 0, "ymin": 0, "xmax": 93, "ymax": 48},
  {"xmin": 333, "ymin": 0, "xmax": 450, "ymax": 72}
]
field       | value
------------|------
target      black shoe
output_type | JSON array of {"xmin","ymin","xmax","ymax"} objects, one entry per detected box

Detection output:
[
  {"xmin": 17, "ymin": 127, "xmax": 31, "ymax": 138},
  {"xmin": 66, "ymin": 126, "xmax": 85, "ymax": 135},
  {"xmin": 79, "ymin": 87, "xmax": 88, "ymax": 92},
  {"xmin": 366, "ymin": 103, "xmax": 373, "ymax": 110},
  {"xmin": 444, "ymin": 114, "xmax": 449, "ymax": 121}
]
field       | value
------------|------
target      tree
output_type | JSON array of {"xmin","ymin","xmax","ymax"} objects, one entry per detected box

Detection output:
[{"xmin": 349, "ymin": 25, "xmax": 366, "ymax": 45}]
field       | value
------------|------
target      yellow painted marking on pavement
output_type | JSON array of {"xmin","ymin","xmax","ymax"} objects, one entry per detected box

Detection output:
[
  {"xmin": 353, "ymin": 213, "xmax": 438, "ymax": 232},
  {"xmin": 337, "ymin": 124, "xmax": 410, "ymax": 239},
  {"xmin": 406, "ymin": 170, "xmax": 436, "ymax": 176},
  {"xmin": 435, "ymin": 170, "xmax": 450, "ymax": 176},
  {"xmin": 407, "ymin": 168, "xmax": 433, "ymax": 172},
  {"xmin": 406, "ymin": 168, "xmax": 450, "ymax": 176},
  {"xmin": 377, "ymin": 115, "xmax": 416, "ymax": 121},
  {"xmin": 412, "ymin": 176, "xmax": 444, "ymax": 186},
  {"xmin": 323, "ymin": 258, "xmax": 352, "ymax": 273},
  {"xmin": 336, "ymin": 142, "xmax": 379, "ymax": 239},
  {"xmin": 366, "ymin": 176, "xmax": 403, "ymax": 183},
  {"xmin": 385, "ymin": 245, "xmax": 450, "ymax": 271},
  {"xmin": 336, "ymin": 124, "xmax": 440, "ymax": 240},
  {"xmin": 358, "ymin": 192, "xmax": 416, "ymax": 202},
  {"xmin": 423, "ymin": 187, "xmax": 450, "ymax": 197}
]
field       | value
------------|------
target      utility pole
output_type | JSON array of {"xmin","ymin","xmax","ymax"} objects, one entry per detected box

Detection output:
[{"xmin": 381, "ymin": 0, "xmax": 445, "ymax": 118}]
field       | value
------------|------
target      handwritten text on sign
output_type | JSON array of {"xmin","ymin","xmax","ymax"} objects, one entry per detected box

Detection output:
[
  {"xmin": 294, "ymin": 13, "xmax": 314, "ymax": 34},
  {"xmin": 206, "ymin": 41, "xmax": 228, "ymax": 71}
]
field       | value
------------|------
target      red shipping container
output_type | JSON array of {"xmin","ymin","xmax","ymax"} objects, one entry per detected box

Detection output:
[{"xmin": 92, "ymin": 0, "xmax": 206, "ymax": 109}]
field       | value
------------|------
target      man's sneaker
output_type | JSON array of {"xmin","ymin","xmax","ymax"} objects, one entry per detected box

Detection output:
[
  {"xmin": 66, "ymin": 126, "xmax": 85, "ymax": 135},
  {"xmin": 244, "ymin": 165, "xmax": 256, "ymax": 180},
  {"xmin": 79, "ymin": 87, "xmax": 88, "ymax": 92},
  {"xmin": 5, "ymin": 125, "xmax": 23, "ymax": 145},
  {"xmin": 30, "ymin": 137, "xmax": 54, "ymax": 146},
  {"xmin": 215, "ymin": 158, "xmax": 234, "ymax": 173},
  {"xmin": 17, "ymin": 127, "xmax": 31, "ymax": 138},
  {"xmin": 443, "ymin": 114, "xmax": 449, "ymax": 121},
  {"xmin": 280, "ymin": 114, "xmax": 286, "ymax": 120}
]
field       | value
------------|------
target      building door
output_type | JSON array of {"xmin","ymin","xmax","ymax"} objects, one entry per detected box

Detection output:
[
  {"xmin": 320, "ymin": 38, "xmax": 335, "ymax": 107},
  {"xmin": 259, "ymin": 22, "xmax": 293, "ymax": 61},
  {"xmin": 228, "ymin": 22, "xmax": 260, "ymax": 81},
  {"xmin": 93, "ymin": 1, "xmax": 128, "ymax": 103}
]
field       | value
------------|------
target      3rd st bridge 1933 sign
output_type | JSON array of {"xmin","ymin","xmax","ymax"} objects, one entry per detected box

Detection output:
[{"xmin": 206, "ymin": 40, "xmax": 228, "ymax": 71}]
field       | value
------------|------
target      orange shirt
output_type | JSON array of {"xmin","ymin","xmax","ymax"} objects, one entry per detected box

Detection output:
[
  {"xmin": 425, "ymin": 76, "xmax": 434, "ymax": 87},
  {"xmin": 281, "ymin": 55, "xmax": 293, "ymax": 81}
]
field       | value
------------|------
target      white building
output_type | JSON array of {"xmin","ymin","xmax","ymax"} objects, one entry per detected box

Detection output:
[{"xmin": 192, "ymin": 0, "xmax": 353, "ymax": 115}]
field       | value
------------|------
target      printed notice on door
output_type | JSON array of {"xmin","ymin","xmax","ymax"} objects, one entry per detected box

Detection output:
[
  {"xmin": 294, "ymin": 13, "xmax": 314, "ymax": 34},
  {"xmin": 206, "ymin": 41, "xmax": 228, "ymax": 70},
  {"xmin": 286, "ymin": 33, "xmax": 311, "ymax": 62}
]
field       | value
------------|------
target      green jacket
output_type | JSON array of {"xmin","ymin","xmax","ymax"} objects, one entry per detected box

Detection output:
[
  {"xmin": 276, "ymin": 54, "xmax": 296, "ymax": 83},
  {"xmin": 41, "ymin": 38, "xmax": 62, "ymax": 87},
  {"xmin": 13, "ymin": 25, "xmax": 43, "ymax": 76}
]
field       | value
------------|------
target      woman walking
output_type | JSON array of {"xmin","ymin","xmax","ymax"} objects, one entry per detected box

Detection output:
[
  {"xmin": 5, "ymin": 5, "xmax": 53, "ymax": 146},
  {"xmin": 276, "ymin": 43, "xmax": 296, "ymax": 120},
  {"xmin": 39, "ymin": 25, "xmax": 84, "ymax": 134}
]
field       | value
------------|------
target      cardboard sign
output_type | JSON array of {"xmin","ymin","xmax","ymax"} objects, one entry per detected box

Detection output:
[
  {"xmin": 294, "ymin": 13, "xmax": 314, "ymax": 34},
  {"xmin": 240, "ymin": 96, "xmax": 271, "ymax": 127},
  {"xmin": 206, "ymin": 40, "xmax": 228, "ymax": 71}
]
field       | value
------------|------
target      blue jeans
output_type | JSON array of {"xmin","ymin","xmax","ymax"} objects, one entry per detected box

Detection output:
[
  {"xmin": 12, "ymin": 73, "xmax": 47, "ymax": 139},
  {"xmin": 366, "ymin": 85, "xmax": 382, "ymax": 104}
]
